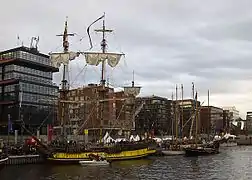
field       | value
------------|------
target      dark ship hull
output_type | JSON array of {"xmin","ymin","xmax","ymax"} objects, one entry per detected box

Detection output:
[
  {"xmin": 185, "ymin": 147, "xmax": 219, "ymax": 156},
  {"xmin": 0, "ymin": 156, "xmax": 8, "ymax": 171},
  {"xmin": 185, "ymin": 141, "xmax": 220, "ymax": 157}
]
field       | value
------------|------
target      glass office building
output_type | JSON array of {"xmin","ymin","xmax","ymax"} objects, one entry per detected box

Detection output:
[{"xmin": 0, "ymin": 46, "xmax": 59, "ymax": 134}]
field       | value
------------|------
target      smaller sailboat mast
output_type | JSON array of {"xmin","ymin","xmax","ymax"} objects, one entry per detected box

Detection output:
[
  {"xmin": 175, "ymin": 85, "xmax": 178, "ymax": 144},
  {"xmin": 207, "ymin": 89, "xmax": 210, "ymax": 140},
  {"xmin": 181, "ymin": 84, "xmax": 184, "ymax": 138},
  {"xmin": 195, "ymin": 91, "xmax": 198, "ymax": 147},
  {"xmin": 171, "ymin": 92, "xmax": 174, "ymax": 141},
  {"xmin": 189, "ymin": 82, "xmax": 195, "ymax": 138}
]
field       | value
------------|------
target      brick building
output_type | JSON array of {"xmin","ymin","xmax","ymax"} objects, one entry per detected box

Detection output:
[
  {"xmin": 61, "ymin": 84, "xmax": 136, "ymax": 137},
  {"xmin": 200, "ymin": 106, "xmax": 223, "ymax": 134}
]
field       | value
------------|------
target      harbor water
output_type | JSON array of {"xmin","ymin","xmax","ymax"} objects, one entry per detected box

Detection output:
[{"xmin": 1, "ymin": 146, "xmax": 252, "ymax": 180}]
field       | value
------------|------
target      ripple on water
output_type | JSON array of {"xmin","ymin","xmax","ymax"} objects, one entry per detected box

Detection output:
[{"xmin": 1, "ymin": 146, "xmax": 252, "ymax": 180}]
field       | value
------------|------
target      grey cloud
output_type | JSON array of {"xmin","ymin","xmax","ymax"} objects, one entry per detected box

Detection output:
[
  {"xmin": 198, "ymin": 19, "xmax": 252, "ymax": 41},
  {"xmin": 2, "ymin": 0, "xmax": 252, "ymax": 116}
]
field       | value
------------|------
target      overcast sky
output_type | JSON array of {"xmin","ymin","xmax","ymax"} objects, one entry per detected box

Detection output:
[{"xmin": 1, "ymin": 0, "xmax": 252, "ymax": 118}]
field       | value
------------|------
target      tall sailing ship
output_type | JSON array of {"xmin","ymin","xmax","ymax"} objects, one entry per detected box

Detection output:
[{"xmin": 41, "ymin": 14, "xmax": 155, "ymax": 163}]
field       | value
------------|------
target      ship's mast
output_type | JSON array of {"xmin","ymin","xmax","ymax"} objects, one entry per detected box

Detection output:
[
  {"xmin": 56, "ymin": 18, "xmax": 75, "ymax": 137},
  {"xmin": 84, "ymin": 13, "xmax": 127, "ymax": 141},
  {"xmin": 94, "ymin": 13, "xmax": 113, "ymax": 86},
  {"xmin": 57, "ymin": 18, "xmax": 75, "ymax": 90},
  {"xmin": 94, "ymin": 13, "xmax": 113, "ymax": 141}
]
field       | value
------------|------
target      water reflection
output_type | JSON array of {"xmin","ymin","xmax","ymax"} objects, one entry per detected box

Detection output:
[
  {"xmin": 189, "ymin": 158, "xmax": 200, "ymax": 174},
  {"xmin": 1, "ymin": 147, "xmax": 252, "ymax": 180},
  {"xmin": 111, "ymin": 158, "xmax": 154, "ymax": 168}
]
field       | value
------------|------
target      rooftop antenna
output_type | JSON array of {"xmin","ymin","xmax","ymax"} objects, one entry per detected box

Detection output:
[
  {"xmin": 17, "ymin": 35, "xmax": 20, "ymax": 46},
  {"xmin": 132, "ymin": 70, "xmax": 135, "ymax": 87},
  {"xmin": 30, "ymin": 36, "xmax": 40, "ymax": 50}
]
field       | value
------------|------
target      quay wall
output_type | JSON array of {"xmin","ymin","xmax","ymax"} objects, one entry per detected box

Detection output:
[
  {"xmin": 236, "ymin": 135, "xmax": 252, "ymax": 145},
  {"xmin": 6, "ymin": 155, "xmax": 45, "ymax": 165},
  {"xmin": 0, "ymin": 135, "xmax": 87, "ymax": 144}
]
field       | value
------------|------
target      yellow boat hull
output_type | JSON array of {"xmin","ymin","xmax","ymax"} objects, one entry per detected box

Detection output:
[{"xmin": 47, "ymin": 148, "xmax": 156, "ymax": 163}]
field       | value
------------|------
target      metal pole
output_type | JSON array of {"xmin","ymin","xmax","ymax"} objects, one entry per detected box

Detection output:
[
  {"xmin": 7, "ymin": 114, "xmax": 10, "ymax": 147},
  {"xmin": 21, "ymin": 114, "xmax": 24, "ymax": 144}
]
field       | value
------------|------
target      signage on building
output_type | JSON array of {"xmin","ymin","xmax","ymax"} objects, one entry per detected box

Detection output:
[{"xmin": 84, "ymin": 129, "xmax": 88, "ymax": 135}]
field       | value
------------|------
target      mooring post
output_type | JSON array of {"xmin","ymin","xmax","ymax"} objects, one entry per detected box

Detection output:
[
  {"xmin": 14, "ymin": 130, "xmax": 18, "ymax": 145},
  {"xmin": 37, "ymin": 130, "xmax": 40, "ymax": 139}
]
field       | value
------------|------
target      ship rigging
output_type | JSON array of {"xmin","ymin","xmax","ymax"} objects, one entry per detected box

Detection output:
[{"xmin": 49, "ymin": 14, "xmax": 142, "ymax": 142}]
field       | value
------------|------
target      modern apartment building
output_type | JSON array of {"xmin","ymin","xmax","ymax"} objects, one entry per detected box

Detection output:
[
  {"xmin": 0, "ymin": 46, "xmax": 59, "ymax": 134},
  {"xmin": 135, "ymin": 95, "xmax": 172, "ymax": 136}
]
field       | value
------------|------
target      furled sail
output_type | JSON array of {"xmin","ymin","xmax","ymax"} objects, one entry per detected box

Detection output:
[
  {"xmin": 84, "ymin": 52, "xmax": 124, "ymax": 67},
  {"xmin": 124, "ymin": 87, "xmax": 141, "ymax": 96},
  {"xmin": 50, "ymin": 52, "xmax": 79, "ymax": 68}
]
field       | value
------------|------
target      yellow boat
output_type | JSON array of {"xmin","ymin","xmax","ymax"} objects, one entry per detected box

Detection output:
[{"xmin": 47, "ymin": 148, "xmax": 156, "ymax": 164}]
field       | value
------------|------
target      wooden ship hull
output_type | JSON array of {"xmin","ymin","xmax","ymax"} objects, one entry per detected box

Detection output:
[{"xmin": 161, "ymin": 144, "xmax": 186, "ymax": 156}]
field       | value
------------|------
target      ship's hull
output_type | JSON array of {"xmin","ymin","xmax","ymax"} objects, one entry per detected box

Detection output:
[
  {"xmin": 162, "ymin": 150, "xmax": 185, "ymax": 156},
  {"xmin": 47, "ymin": 148, "xmax": 156, "ymax": 164},
  {"xmin": 185, "ymin": 147, "xmax": 219, "ymax": 157},
  {"xmin": 220, "ymin": 142, "xmax": 237, "ymax": 147},
  {"xmin": 79, "ymin": 160, "xmax": 110, "ymax": 166},
  {"xmin": 0, "ymin": 157, "xmax": 8, "ymax": 171}
]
